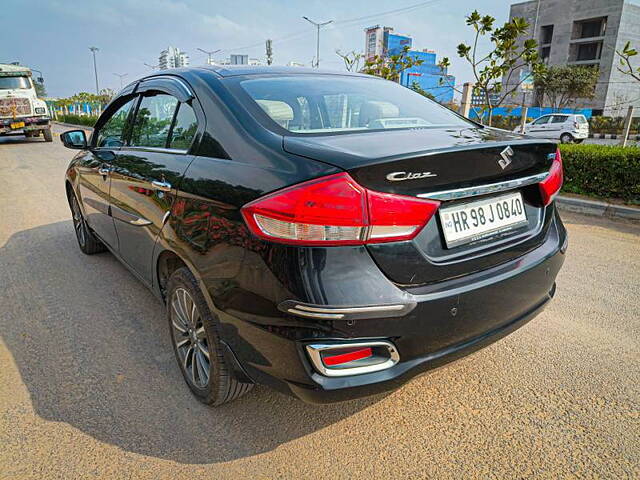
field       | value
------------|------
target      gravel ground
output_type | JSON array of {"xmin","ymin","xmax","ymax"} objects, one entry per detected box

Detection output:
[{"xmin": 1, "ymin": 125, "xmax": 638, "ymax": 479}]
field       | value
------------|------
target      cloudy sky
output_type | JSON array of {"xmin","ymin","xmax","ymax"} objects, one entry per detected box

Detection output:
[{"xmin": 5, "ymin": 0, "xmax": 529, "ymax": 97}]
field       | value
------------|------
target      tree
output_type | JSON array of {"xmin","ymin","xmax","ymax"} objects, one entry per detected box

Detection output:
[
  {"xmin": 439, "ymin": 10, "xmax": 544, "ymax": 125},
  {"xmin": 410, "ymin": 81, "xmax": 435, "ymax": 100},
  {"xmin": 533, "ymin": 65, "xmax": 599, "ymax": 110},
  {"xmin": 362, "ymin": 45, "xmax": 424, "ymax": 82},
  {"xmin": 335, "ymin": 50, "xmax": 363, "ymax": 72},
  {"xmin": 616, "ymin": 41, "xmax": 640, "ymax": 82},
  {"xmin": 34, "ymin": 81, "xmax": 47, "ymax": 98}
]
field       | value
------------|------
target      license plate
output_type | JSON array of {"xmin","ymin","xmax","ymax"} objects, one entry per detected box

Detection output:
[
  {"xmin": 10, "ymin": 121, "xmax": 25, "ymax": 129},
  {"xmin": 439, "ymin": 192, "xmax": 527, "ymax": 248}
]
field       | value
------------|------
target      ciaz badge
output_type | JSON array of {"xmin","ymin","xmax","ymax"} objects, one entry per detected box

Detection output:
[{"xmin": 386, "ymin": 171, "xmax": 437, "ymax": 182}]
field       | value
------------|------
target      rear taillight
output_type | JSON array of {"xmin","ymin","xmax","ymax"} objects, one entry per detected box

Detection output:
[
  {"xmin": 539, "ymin": 148, "xmax": 563, "ymax": 206},
  {"xmin": 574, "ymin": 121, "xmax": 579, "ymax": 129},
  {"xmin": 241, "ymin": 172, "xmax": 440, "ymax": 246}
]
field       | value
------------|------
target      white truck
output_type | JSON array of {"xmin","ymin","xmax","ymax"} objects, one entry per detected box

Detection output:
[{"xmin": 0, "ymin": 64, "xmax": 52, "ymax": 142}]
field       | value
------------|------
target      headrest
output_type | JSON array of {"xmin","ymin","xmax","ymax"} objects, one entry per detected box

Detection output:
[
  {"xmin": 359, "ymin": 101, "xmax": 400, "ymax": 127},
  {"xmin": 256, "ymin": 100, "xmax": 294, "ymax": 125}
]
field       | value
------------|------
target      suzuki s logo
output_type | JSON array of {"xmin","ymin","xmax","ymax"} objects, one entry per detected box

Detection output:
[
  {"xmin": 386, "ymin": 171, "xmax": 437, "ymax": 182},
  {"xmin": 498, "ymin": 146, "xmax": 514, "ymax": 170}
]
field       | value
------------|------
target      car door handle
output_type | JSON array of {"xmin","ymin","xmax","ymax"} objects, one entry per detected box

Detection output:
[
  {"xmin": 152, "ymin": 180, "xmax": 172, "ymax": 192},
  {"xmin": 98, "ymin": 167, "xmax": 111, "ymax": 176}
]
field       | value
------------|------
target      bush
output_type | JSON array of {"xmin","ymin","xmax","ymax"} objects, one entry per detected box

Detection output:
[
  {"xmin": 589, "ymin": 116, "xmax": 639, "ymax": 135},
  {"xmin": 560, "ymin": 144, "xmax": 640, "ymax": 203},
  {"xmin": 56, "ymin": 114, "xmax": 98, "ymax": 127}
]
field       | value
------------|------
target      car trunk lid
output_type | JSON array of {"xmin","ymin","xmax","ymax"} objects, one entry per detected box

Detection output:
[{"xmin": 283, "ymin": 126, "xmax": 558, "ymax": 286}]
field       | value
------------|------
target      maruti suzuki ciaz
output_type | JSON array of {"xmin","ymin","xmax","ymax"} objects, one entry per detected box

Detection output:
[{"xmin": 62, "ymin": 66, "xmax": 567, "ymax": 405}]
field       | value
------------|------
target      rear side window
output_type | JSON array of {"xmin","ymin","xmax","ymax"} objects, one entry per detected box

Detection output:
[
  {"xmin": 96, "ymin": 98, "xmax": 136, "ymax": 147},
  {"xmin": 170, "ymin": 102, "xmax": 198, "ymax": 150},
  {"xmin": 130, "ymin": 93, "xmax": 178, "ymax": 148},
  {"xmin": 551, "ymin": 115, "xmax": 568, "ymax": 123}
]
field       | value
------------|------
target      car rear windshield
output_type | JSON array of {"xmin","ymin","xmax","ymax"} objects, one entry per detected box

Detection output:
[
  {"xmin": 0, "ymin": 76, "xmax": 31, "ymax": 90},
  {"xmin": 237, "ymin": 75, "xmax": 472, "ymax": 135},
  {"xmin": 576, "ymin": 115, "xmax": 587, "ymax": 123}
]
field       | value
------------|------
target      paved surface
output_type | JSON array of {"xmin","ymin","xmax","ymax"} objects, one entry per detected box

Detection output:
[{"xmin": 1, "ymin": 125, "xmax": 639, "ymax": 479}]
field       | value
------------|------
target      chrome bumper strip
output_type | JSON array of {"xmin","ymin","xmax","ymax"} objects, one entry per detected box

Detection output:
[{"xmin": 280, "ymin": 300, "xmax": 416, "ymax": 320}]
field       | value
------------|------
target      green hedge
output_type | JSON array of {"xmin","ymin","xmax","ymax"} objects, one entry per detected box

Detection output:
[
  {"xmin": 56, "ymin": 114, "xmax": 98, "ymax": 127},
  {"xmin": 560, "ymin": 144, "xmax": 640, "ymax": 203}
]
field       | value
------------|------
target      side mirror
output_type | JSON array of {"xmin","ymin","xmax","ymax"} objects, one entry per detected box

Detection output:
[{"xmin": 61, "ymin": 130, "xmax": 88, "ymax": 149}]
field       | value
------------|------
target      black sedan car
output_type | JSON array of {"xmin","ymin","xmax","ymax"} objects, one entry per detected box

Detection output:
[{"xmin": 62, "ymin": 66, "xmax": 566, "ymax": 405}]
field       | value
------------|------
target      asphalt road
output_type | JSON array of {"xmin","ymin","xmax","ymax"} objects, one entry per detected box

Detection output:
[{"xmin": 1, "ymin": 125, "xmax": 639, "ymax": 479}]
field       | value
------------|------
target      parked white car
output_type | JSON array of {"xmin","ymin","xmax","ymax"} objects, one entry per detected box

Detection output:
[{"xmin": 515, "ymin": 113, "xmax": 589, "ymax": 144}]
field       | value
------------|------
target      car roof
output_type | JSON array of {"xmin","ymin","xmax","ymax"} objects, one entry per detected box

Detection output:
[
  {"xmin": 119, "ymin": 66, "xmax": 378, "ymax": 99},
  {"xmin": 194, "ymin": 64, "xmax": 371, "ymax": 78}
]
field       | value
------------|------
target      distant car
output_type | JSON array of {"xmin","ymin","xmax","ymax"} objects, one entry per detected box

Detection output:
[
  {"xmin": 61, "ymin": 66, "xmax": 567, "ymax": 405},
  {"xmin": 515, "ymin": 114, "xmax": 589, "ymax": 144}
]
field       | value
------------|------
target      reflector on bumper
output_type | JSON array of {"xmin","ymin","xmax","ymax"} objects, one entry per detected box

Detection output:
[{"xmin": 306, "ymin": 340, "xmax": 399, "ymax": 377}]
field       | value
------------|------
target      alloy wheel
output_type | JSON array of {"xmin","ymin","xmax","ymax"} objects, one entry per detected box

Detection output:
[
  {"xmin": 171, "ymin": 288, "xmax": 211, "ymax": 388},
  {"xmin": 70, "ymin": 195, "xmax": 87, "ymax": 248}
]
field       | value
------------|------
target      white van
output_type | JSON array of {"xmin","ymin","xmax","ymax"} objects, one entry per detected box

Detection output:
[{"xmin": 515, "ymin": 114, "xmax": 589, "ymax": 144}]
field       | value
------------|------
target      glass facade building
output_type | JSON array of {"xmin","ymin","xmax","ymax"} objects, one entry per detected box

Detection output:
[
  {"xmin": 400, "ymin": 51, "xmax": 455, "ymax": 104},
  {"xmin": 365, "ymin": 26, "xmax": 456, "ymax": 104}
]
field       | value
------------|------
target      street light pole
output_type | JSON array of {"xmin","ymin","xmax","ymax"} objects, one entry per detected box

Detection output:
[
  {"xmin": 113, "ymin": 72, "xmax": 128, "ymax": 89},
  {"xmin": 89, "ymin": 46, "xmax": 100, "ymax": 94},
  {"xmin": 197, "ymin": 48, "xmax": 221, "ymax": 65},
  {"xmin": 302, "ymin": 16, "xmax": 333, "ymax": 68}
]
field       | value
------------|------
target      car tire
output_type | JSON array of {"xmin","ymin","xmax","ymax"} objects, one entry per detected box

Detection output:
[
  {"xmin": 43, "ymin": 129, "xmax": 53, "ymax": 142},
  {"xmin": 167, "ymin": 267, "xmax": 253, "ymax": 406},
  {"xmin": 560, "ymin": 133, "xmax": 573, "ymax": 144},
  {"xmin": 69, "ymin": 191, "xmax": 107, "ymax": 254}
]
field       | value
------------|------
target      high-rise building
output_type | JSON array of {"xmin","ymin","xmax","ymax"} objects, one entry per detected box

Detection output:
[
  {"xmin": 158, "ymin": 46, "xmax": 189, "ymax": 70},
  {"xmin": 364, "ymin": 26, "xmax": 455, "ymax": 103},
  {"xmin": 218, "ymin": 54, "xmax": 263, "ymax": 66},
  {"xmin": 505, "ymin": 0, "xmax": 640, "ymax": 115},
  {"xmin": 364, "ymin": 25, "xmax": 393, "ymax": 60},
  {"xmin": 400, "ymin": 50, "xmax": 456, "ymax": 104}
]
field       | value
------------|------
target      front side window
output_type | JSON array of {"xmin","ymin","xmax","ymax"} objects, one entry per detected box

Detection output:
[
  {"xmin": 532, "ymin": 116, "xmax": 550, "ymax": 125},
  {"xmin": 96, "ymin": 97, "xmax": 136, "ymax": 148},
  {"xmin": 0, "ymin": 76, "xmax": 31, "ymax": 90},
  {"xmin": 130, "ymin": 93, "xmax": 178, "ymax": 148},
  {"xmin": 235, "ymin": 75, "xmax": 472, "ymax": 135},
  {"xmin": 170, "ymin": 102, "xmax": 198, "ymax": 150}
]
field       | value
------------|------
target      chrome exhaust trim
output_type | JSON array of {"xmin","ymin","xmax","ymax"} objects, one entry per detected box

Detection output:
[{"xmin": 306, "ymin": 340, "xmax": 400, "ymax": 377}]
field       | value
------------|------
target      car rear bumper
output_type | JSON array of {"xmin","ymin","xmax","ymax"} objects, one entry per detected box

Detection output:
[
  {"xmin": 0, "ymin": 116, "xmax": 50, "ymax": 134},
  {"xmin": 219, "ymin": 208, "xmax": 567, "ymax": 404},
  {"xmin": 572, "ymin": 130, "xmax": 588, "ymax": 139}
]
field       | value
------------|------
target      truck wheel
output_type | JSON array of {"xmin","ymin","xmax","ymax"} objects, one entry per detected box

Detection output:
[
  {"xmin": 43, "ymin": 129, "xmax": 53, "ymax": 142},
  {"xmin": 167, "ymin": 267, "xmax": 254, "ymax": 406}
]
